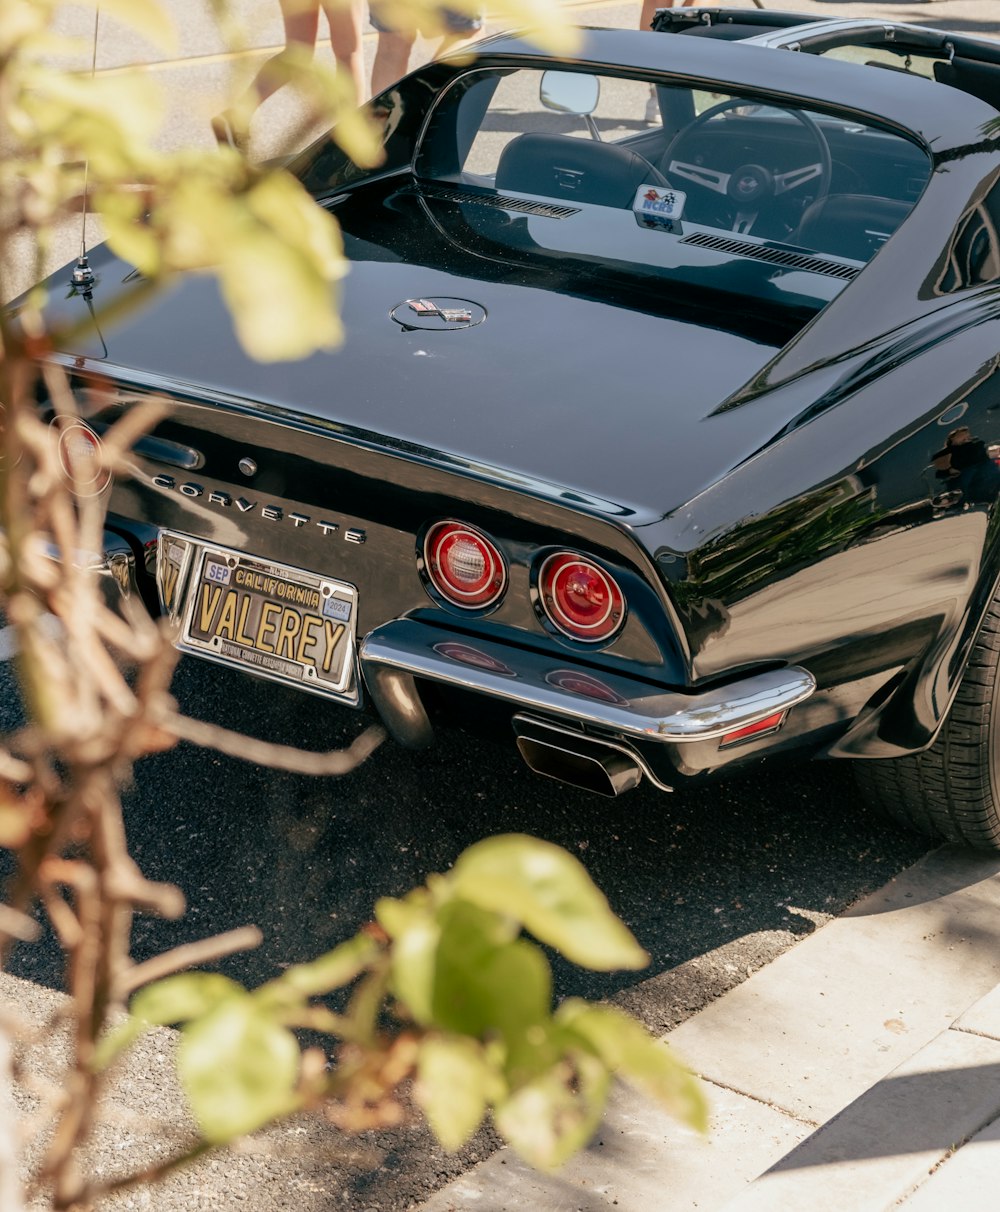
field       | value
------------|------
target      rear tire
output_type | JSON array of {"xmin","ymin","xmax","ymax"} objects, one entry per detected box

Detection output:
[{"xmin": 854, "ymin": 595, "xmax": 1000, "ymax": 850}]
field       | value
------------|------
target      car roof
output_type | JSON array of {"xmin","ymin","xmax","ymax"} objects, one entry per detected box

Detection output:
[
  {"xmin": 652, "ymin": 8, "xmax": 816, "ymax": 41},
  {"xmin": 652, "ymin": 8, "xmax": 1000, "ymax": 62},
  {"xmin": 471, "ymin": 25, "xmax": 1000, "ymax": 151}
]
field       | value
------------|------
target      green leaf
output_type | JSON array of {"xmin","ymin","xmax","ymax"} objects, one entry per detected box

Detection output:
[
  {"xmin": 329, "ymin": 94, "xmax": 385, "ymax": 169},
  {"xmin": 219, "ymin": 226, "xmax": 342, "ymax": 362},
  {"xmin": 558, "ymin": 1000, "xmax": 708, "ymax": 1134},
  {"xmin": 178, "ymin": 997, "xmax": 300, "ymax": 1142},
  {"xmin": 391, "ymin": 898, "xmax": 549, "ymax": 1038},
  {"xmin": 451, "ymin": 835, "xmax": 649, "ymax": 971},
  {"xmin": 22, "ymin": 70, "xmax": 163, "ymax": 157},
  {"xmin": 435, "ymin": 934, "xmax": 551, "ymax": 1040},
  {"xmin": 93, "ymin": 973, "xmax": 244, "ymax": 1072},
  {"xmin": 486, "ymin": 0, "xmax": 580, "ymax": 56},
  {"xmin": 0, "ymin": 1, "xmax": 48, "ymax": 55},
  {"xmin": 494, "ymin": 1047, "xmax": 609, "ymax": 1170},
  {"xmin": 387, "ymin": 898, "xmax": 548, "ymax": 1038},
  {"xmin": 210, "ymin": 171, "xmax": 345, "ymax": 362},
  {"xmin": 343, "ymin": 968, "xmax": 390, "ymax": 1044},
  {"xmin": 244, "ymin": 171, "xmax": 344, "ymax": 274},
  {"xmin": 501, "ymin": 1020, "xmax": 563, "ymax": 1092},
  {"xmin": 132, "ymin": 972, "xmax": 244, "ymax": 1025},
  {"xmin": 101, "ymin": 204, "xmax": 163, "ymax": 277},
  {"xmin": 387, "ymin": 908, "xmax": 440, "ymax": 1026},
  {"xmin": 375, "ymin": 891, "xmax": 430, "ymax": 939},
  {"xmin": 260, "ymin": 933, "xmax": 380, "ymax": 1004},
  {"xmin": 415, "ymin": 1036, "xmax": 501, "ymax": 1151}
]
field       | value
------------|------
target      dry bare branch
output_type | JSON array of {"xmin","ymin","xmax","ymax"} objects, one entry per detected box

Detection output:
[
  {"xmin": 165, "ymin": 712, "xmax": 387, "ymax": 776},
  {"xmin": 120, "ymin": 926, "xmax": 264, "ymax": 998},
  {"xmin": 75, "ymin": 1141, "xmax": 213, "ymax": 1208},
  {"xmin": 0, "ymin": 751, "xmax": 32, "ymax": 784},
  {"xmin": 0, "ymin": 903, "xmax": 39, "ymax": 943}
]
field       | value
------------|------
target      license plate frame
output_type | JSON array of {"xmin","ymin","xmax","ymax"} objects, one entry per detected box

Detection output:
[{"xmin": 165, "ymin": 534, "xmax": 359, "ymax": 704}]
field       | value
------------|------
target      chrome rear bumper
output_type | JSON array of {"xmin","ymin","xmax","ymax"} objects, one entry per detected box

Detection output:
[
  {"xmin": 359, "ymin": 619, "xmax": 816, "ymax": 751},
  {"xmin": 42, "ymin": 531, "xmax": 138, "ymax": 609}
]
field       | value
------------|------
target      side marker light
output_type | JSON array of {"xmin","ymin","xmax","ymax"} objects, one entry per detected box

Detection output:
[{"xmin": 719, "ymin": 710, "xmax": 787, "ymax": 748}]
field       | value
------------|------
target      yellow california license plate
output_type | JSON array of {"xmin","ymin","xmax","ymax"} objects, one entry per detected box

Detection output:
[{"xmin": 170, "ymin": 538, "xmax": 358, "ymax": 702}]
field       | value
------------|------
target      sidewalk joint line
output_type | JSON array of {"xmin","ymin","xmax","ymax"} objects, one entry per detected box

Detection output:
[
  {"xmin": 698, "ymin": 1076, "xmax": 820, "ymax": 1127},
  {"xmin": 951, "ymin": 1023, "xmax": 1000, "ymax": 1042},
  {"xmin": 890, "ymin": 1104, "xmax": 1000, "ymax": 1208},
  {"xmin": 892, "ymin": 1144, "xmax": 960, "ymax": 1209}
]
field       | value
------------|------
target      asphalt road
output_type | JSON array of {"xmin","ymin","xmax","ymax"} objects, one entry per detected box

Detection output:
[
  {"xmin": 0, "ymin": 645, "xmax": 928, "ymax": 1009},
  {"xmin": 0, "ymin": 629, "xmax": 931, "ymax": 1211},
  {"xmin": 3, "ymin": 1, "xmax": 998, "ymax": 1207}
]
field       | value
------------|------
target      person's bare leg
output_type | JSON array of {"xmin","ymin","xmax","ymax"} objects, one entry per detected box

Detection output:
[
  {"xmin": 252, "ymin": 0, "xmax": 322, "ymax": 106},
  {"xmin": 321, "ymin": 0, "xmax": 365, "ymax": 100},
  {"xmin": 214, "ymin": 0, "xmax": 321, "ymax": 144},
  {"xmin": 371, "ymin": 27, "xmax": 416, "ymax": 97}
]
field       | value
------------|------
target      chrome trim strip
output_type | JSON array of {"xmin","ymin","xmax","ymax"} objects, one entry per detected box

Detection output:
[
  {"xmin": 41, "ymin": 531, "xmax": 137, "ymax": 603},
  {"xmin": 50, "ymin": 355, "xmax": 641, "ymax": 522},
  {"xmin": 359, "ymin": 620, "xmax": 816, "ymax": 744}
]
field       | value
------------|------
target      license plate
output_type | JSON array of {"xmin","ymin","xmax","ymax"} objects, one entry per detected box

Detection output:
[{"xmin": 170, "ymin": 537, "xmax": 358, "ymax": 703}]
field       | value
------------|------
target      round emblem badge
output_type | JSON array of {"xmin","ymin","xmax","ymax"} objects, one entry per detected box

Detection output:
[
  {"xmin": 56, "ymin": 420, "xmax": 112, "ymax": 496},
  {"xmin": 391, "ymin": 298, "xmax": 486, "ymax": 331}
]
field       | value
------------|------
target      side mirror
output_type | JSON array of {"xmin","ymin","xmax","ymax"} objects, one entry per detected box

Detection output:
[{"xmin": 539, "ymin": 71, "xmax": 601, "ymax": 117}]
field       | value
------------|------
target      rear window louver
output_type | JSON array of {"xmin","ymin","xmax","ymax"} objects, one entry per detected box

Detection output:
[
  {"xmin": 414, "ymin": 183, "xmax": 580, "ymax": 219},
  {"xmin": 680, "ymin": 231, "xmax": 860, "ymax": 280}
]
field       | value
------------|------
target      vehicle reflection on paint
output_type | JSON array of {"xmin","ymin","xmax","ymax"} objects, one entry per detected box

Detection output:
[{"xmin": 931, "ymin": 426, "xmax": 1000, "ymax": 507}]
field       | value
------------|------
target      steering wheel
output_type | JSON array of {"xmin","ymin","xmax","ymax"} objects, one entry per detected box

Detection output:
[{"xmin": 660, "ymin": 99, "xmax": 832, "ymax": 236}]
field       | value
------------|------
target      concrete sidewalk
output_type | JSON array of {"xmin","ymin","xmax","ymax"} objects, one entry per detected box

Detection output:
[
  {"xmin": 10, "ymin": 843, "xmax": 1000, "ymax": 1211},
  {"xmin": 419, "ymin": 845, "xmax": 1000, "ymax": 1211}
]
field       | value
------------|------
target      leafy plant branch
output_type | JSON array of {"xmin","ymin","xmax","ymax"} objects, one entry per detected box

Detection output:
[{"xmin": 0, "ymin": 2, "xmax": 704, "ymax": 1208}]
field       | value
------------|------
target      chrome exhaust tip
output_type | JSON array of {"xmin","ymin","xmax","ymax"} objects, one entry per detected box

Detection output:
[{"xmin": 513, "ymin": 718, "xmax": 642, "ymax": 797}]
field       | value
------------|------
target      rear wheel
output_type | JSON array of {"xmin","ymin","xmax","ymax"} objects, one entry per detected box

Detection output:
[{"xmin": 855, "ymin": 595, "xmax": 1000, "ymax": 850}]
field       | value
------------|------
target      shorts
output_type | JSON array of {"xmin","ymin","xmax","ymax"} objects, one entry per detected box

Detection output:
[{"xmin": 369, "ymin": 4, "xmax": 483, "ymax": 33}]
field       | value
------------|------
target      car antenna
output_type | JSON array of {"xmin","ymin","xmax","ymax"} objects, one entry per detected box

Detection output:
[{"xmin": 70, "ymin": 3, "xmax": 101, "ymax": 296}]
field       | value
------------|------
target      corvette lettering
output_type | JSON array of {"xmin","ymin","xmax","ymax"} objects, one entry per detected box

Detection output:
[{"xmin": 152, "ymin": 474, "xmax": 362, "ymax": 543}]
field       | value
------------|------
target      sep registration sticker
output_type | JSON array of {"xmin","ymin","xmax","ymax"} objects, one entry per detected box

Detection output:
[{"xmin": 633, "ymin": 185, "xmax": 686, "ymax": 227}]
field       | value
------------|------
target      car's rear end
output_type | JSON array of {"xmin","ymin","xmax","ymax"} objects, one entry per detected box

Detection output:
[
  {"xmin": 52, "ymin": 210, "xmax": 819, "ymax": 797},
  {"xmin": 29, "ymin": 26, "xmax": 999, "ymax": 803}
]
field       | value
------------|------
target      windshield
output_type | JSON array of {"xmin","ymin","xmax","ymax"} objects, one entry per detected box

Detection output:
[
  {"xmin": 294, "ymin": 64, "xmax": 933, "ymax": 319},
  {"xmin": 417, "ymin": 68, "xmax": 930, "ymax": 264}
]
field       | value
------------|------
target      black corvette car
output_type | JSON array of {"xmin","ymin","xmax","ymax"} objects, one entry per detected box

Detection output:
[{"xmin": 30, "ymin": 10, "xmax": 1000, "ymax": 847}]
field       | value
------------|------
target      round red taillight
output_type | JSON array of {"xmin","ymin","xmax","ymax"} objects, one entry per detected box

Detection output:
[
  {"xmin": 539, "ymin": 552, "xmax": 625, "ymax": 643},
  {"xmin": 423, "ymin": 521, "xmax": 506, "ymax": 610}
]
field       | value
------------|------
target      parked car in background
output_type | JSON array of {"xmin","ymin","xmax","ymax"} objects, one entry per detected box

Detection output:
[{"xmin": 30, "ymin": 10, "xmax": 1000, "ymax": 848}]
